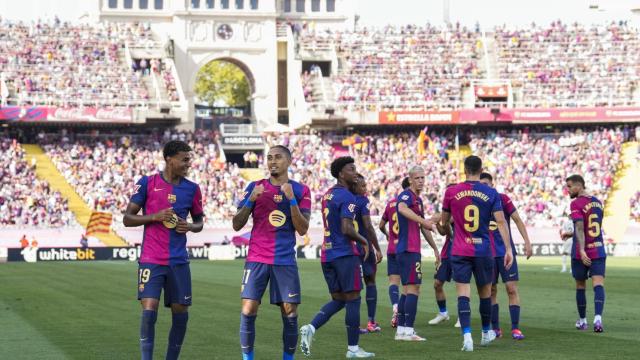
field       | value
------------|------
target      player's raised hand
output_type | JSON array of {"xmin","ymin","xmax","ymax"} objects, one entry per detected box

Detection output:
[
  {"xmin": 504, "ymin": 251, "xmax": 514, "ymax": 270},
  {"xmin": 375, "ymin": 248, "xmax": 383, "ymax": 264},
  {"xmin": 249, "ymin": 184, "xmax": 265, "ymax": 201},
  {"xmin": 281, "ymin": 183, "xmax": 295, "ymax": 200},
  {"xmin": 580, "ymin": 250, "xmax": 592, "ymax": 266},
  {"xmin": 153, "ymin": 208, "xmax": 175, "ymax": 223},
  {"xmin": 175, "ymin": 217, "xmax": 190, "ymax": 233},
  {"xmin": 525, "ymin": 242, "xmax": 533, "ymax": 259}
]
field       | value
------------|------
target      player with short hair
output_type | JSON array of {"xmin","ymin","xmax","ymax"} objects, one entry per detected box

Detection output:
[
  {"xmin": 379, "ymin": 177, "xmax": 410, "ymax": 328},
  {"xmin": 565, "ymin": 174, "xmax": 606, "ymax": 333},
  {"xmin": 232, "ymin": 145, "xmax": 311, "ymax": 360},
  {"xmin": 300, "ymin": 156, "xmax": 374, "ymax": 358},
  {"xmin": 350, "ymin": 173, "xmax": 384, "ymax": 333},
  {"xmin": 479, "ymin": 172, "xmax": 533, "ymax": 340},
  {"xmin": 123, "ymin": 140, "xmax": 204, "ymax": 360},
  {"xmin": 394, "ymin": 166, "xmax": 440, "ymax": 342},
  {"xmin": 440, "ymin": 155, "xmax": 513, "ymax": 352},
  {"xmin": 428, "ymin": 184, "xmax": 460, "ymax": 328}
]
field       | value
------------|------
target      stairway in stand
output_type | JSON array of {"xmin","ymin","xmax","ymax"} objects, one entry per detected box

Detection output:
[{"xmin": 22, "ymin": 144, "xmax": 127, "ymax": 246}]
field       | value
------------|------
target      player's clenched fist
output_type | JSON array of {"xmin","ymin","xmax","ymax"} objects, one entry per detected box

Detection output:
[
  {"xmin": 281, "ymin": 183, "xmax": 295, "ymax": 200},
  {"xmin": 153, "ymin": 208, "xmax": 175, "ymax": 223},
  {"xmin": 249, "ymin": 184, "xmax": 265, "ymax": 201}
]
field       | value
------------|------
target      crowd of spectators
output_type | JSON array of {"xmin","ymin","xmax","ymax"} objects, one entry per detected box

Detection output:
[
  {"xmin": 0, "ymin": 136, "xmax": 76, "ymax": 227},
  {"xmin": 41, "ymin": 129, "xmax": 244, "ymax": 228},
  {"xmin": 470, "ymin": 127, "xmax": 623, "ymax": 227},
  {"xmin": 298, "ymin": 23, "xmax": 482, "ymax": 111},
  {"xmin": 493, "ymin": 21, "xmax": 639, "ymax": 107},
  {"xmin": 0, "ymin": 18, "xmax": 155, "ymax": 106}
]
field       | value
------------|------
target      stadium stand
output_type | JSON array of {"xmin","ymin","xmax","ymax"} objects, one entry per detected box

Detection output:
[
  {"xmin": 0, "ymin": 136, "xmax": 77, "ymax": 228},
  {"xmin": 471, "ymin": 127, "xmax": 623, "ymax": 227},
  {"xmin": 0, "ymin": 19, "xmax": 158, "ymax": 106},
  {"xmin": 494, "ymin": 20, "xmax": 640, "ymax": 108}
]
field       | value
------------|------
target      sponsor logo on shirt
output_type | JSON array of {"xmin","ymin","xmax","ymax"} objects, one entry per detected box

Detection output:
[
  {"xmin": 401, "ymin": 195, "xmax": 409, "ymax": 200},
  {"xmin": 587, "ymin": 242, "xmax": 603, "ymax": 248},
  {"xmin": 269, "ymin": 210, "xmax": 287, "ymax": 227},
  {"xmin": 348, "ymin": 203, "xmax": 356, "ymax": 213}
]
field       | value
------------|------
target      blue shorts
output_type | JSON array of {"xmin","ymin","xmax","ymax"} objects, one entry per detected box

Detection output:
[
  {"xmin": 571, "ymin": 258, "xmax": 606, "ymax": 281},
  {"xmin": 451, "ymin": 256, "xmax": 494, "ymax": 287},
  {"xmin": 397, "ymin": 252, "xmax": 422, "ymax": 286},
  {"xmin": 241, "ymin": 262, "xmax": 301, "ymax": 304},
  {"xmin": 493, "ymin": 256, "xmax": 519, "ymax": 283},
  {"xmin": 387, "ymin": 253, "xmax": 400, "ymax": 276},
  {"xmin": 434, "ymin": 257, "xmax": 452, "ymax": 283},
  {"xmin": 360, "ymin": 252, "xmax": 377, "ymax": 278},
  {"xmin": 137, "ymin": 263, "xmax": 192, "ymax": 307},
  {"xmin": 322, "ymin": 255, "xmax": 363, "ymax": 294}
]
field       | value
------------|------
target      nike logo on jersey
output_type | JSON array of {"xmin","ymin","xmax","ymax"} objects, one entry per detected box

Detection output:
[
  {"xmin": 184, "ymin": 296, "xmax": 192, "ymax": 300},
  {"xmin": 154, "ymin": 188, "xmax": 164, "ymax": 192},
  {"xmin": 288, "ymin": 293, "xmax": 299, "ymax": 298},
  {"xmin": 509, "ymin": 273, "xmax": 516, "ymax": 277},
  {"xmin": 140, "ymin": 338, "xmax": 148, "ymax": 342}
]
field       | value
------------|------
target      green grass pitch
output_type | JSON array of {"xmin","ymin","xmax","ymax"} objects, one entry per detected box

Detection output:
[{"xmin": 1, "ymin": 257, "xmax": 639, "ymax": 359}]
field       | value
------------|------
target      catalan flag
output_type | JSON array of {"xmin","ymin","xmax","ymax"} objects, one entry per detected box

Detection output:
[{"xmin": 86, "ymin": 211, "xmax": 113, "ymax": 235}]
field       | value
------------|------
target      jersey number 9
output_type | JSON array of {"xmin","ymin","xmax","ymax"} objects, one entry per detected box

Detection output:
[{"xmin": 464, "ymin": 205, "xmax": 480, "ymax": 232}]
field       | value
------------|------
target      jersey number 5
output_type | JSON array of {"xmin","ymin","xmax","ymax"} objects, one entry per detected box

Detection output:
[
  {"xmin": 464, "ymin": 205, "xmax": 480, "ymax": 232},
  {"xmin": 587, "ymin": 214, "xmax": 601, "ymax": 237}
]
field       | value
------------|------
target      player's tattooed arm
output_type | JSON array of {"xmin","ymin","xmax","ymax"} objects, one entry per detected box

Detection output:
[
  {"xmin": 439, "ymin": 211, "xmax": 452, "ymax": 238},
  {"xmin": 282, "ymin": 183, "xmax": 310, "ymax": 236},
  {"xmin": 494, "ymin": 210, "xmax": 514, "ymax": 269},
  {"xmin": 342, "ymin": 217, "xmax": 370, "ymax": 260},
  {"xmin": 573, "ymin": 220, "xmax": 591, "ymax": 266},
  {"xmin": 511, "ymin": 211, "xmax": 533, "ymax": 259},
  {"xmin": 363, "ymin": 214, "xmax": 383, "ymax": 263},
  {"xmin": 398, "ymin": 202, "xmax": 433, "ymax": 229},
  {"xmin": 123, "ymin": 203, "xmax": 172, "ymax": 227},
  {"xmin": 232, "ymin": 184, "xmax": 264, "ymax": 231}
]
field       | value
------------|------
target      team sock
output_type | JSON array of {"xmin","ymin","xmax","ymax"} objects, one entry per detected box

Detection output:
[
  {"xmin": 311, "ymin": 300, "xmax": 345, "ymax": 330},
  {"xmin": 167, "ymin": 312, "xmax": 189, "ymax": 360},
  {"xmin": 491, "ymin": 303, "xmax": 500, "ymax": 330},
  {"xmin": 404, "ymin": 294, "xmax": 418, "ymax": 328},
  {"xmin": 140, "ymin": 310, "xmax": 157, "ymax": 360},
  {"xmin": 479, "ymin": 297, "xmax": 492, "ymax": 332},
  {"xmin": 397, "ymin": 294, "xmax": 406, "ymax": 327},
  {"xmin": 366, "ymin": 285, "xmax": 377, "ymax": 322},
  {"xmin": 576, "ymin": 289, "xmax": 587, "ymax": 319},
  {"xmin": 345, "ymin": 298, "xmax": 361, "ymax": 347},
  {"xmin": 594, "ymin": 285, "xmax": 605, "ymax": 317},
  {"xmin": 509, "ymin": 305, "xmax": 520, "ymax": 330},
  {"xmin": 282, "ymin": 315, "xmax": 298, "ymax": 358},
  {"xmin": 240, "ymin": 313, "xmax": 257, "ymax": 355},
  {"xmin": 389, "ymin": 284, "xmax": 399, "ymax": 307},
  {"xmin": 458, "ymin": 296, "xmax": 471, "ymax": 335},
  {"xmin": 437, "ymin": 299, "xmax": 447, "ymax": 314}
]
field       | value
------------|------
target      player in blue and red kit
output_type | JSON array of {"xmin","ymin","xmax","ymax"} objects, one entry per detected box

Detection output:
[
  {"xmin": 394, "ymin": 166, "xmax": 440, "ymax": 342},
  {"xmin": 440, "ymin": 156, "xmax": 513, "ymax": 352},
  {"xmin": 429, "ymin": 184, "xmax": 460, "ymax": 328},
  {"xmin": 379, "ymin": 177, "xmax": 410, "ymax": 328},
  {"xmin": 124, "ymin": 140, "xmax": 204, "ymax": 360},
  {"xmin": 232, "ymin": 145, "xmax": 312, "ymax": 360},
  {"xmin": 300, "ymin": 156, "xmax": 375, "ymax": 358},
  {"xmin": 566, "ymin": 174, "xmax": 607, "ymax": 333},
  {"xmin": 350, "ymin": 173, "xmax": 383, "ymax": 333},
  {"xmin": 479, "ymin": 173, "xmax": 533, "ymax": 340}
]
